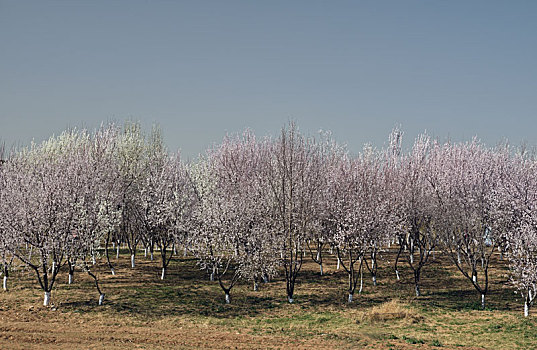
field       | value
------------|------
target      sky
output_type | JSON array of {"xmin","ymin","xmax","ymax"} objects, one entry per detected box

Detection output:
[{"xmin": 1, "ymin": 1, "xmax": 536, "ymax": 159}]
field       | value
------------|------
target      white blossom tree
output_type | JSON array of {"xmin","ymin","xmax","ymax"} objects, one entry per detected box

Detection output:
[
  {"xmin": 1, "ymin": 131, "xmax": 88, "ymax": 305},
  {"xmin": 392, "ymin": 134, "xmax": 439, "ymax": 296},
  {"xmin": 136, "ymin": 150, "xmax": 197, "ymax": 280}
]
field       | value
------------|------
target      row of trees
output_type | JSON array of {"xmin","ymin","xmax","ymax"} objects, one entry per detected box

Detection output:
[{"xmin": 1, "ymin": 122, "xmax": 537, "ymax": 317}]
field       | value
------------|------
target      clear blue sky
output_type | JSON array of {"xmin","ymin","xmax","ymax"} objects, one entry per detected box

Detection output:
[{"xmin": 1, "ymin": 1, "xmax": 536, "ymax": 159}]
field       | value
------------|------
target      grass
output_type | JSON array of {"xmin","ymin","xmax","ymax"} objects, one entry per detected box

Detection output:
[{"xmin": 0, "ymin": 247, "xmax": 535, "ymax": 349}]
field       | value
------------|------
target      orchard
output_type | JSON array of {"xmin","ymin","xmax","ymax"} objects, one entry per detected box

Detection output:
[{"xmin": 1, "ymin": 121, "xmax": 537, "ymax": 320}]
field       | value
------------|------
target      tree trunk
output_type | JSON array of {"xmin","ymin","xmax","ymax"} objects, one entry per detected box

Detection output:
[
  {"xmin": 2, "ymin": 275, "xmax": 7, "ymax": 291},
  {"xmin": 225, "ymin": 293, "xmax": 230, "ymax": 304},
  {"xmin": 287, "ymin": 295, "xmax": 294, "ymax": 303},
  {"xmin": 43, "ymin": 291, "xmax": 51, "ymax": 306},
  {"xmin": 414, "ymin": 270, "xmax": 421, "ymax": 296},
  {"xmin": 359, "ymin": 261, "xmax": 364, "ymax": 294},
  {"xmin": 348, "ymin": 293, "xmax": 353, "ymax": 303},
  {"xmin": 130, "ymin": 254, "xmax": 135, "ymax": 268},
  {"xmin": 161, "ymin": 267, "xmax": 166, "ymax": 280},
  {"xmin": 98, "ymin": 293, "xmax": 105, "ymax": 306},
  {"xmin": 481, "ymin": 293, "xmax": 485, "ymax": 310},
  {"xmin": 68, "ymin": 272, "xmax": 73, "ymax": 285},
  {"xmin": 524, "ymin": 300, "xmax": 529, "ymax": 317}
]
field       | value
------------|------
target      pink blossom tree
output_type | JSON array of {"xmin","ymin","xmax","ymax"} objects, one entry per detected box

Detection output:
[
  {"xmin": 392, "ymin": 133, "xmax": 439, "ymax": 296},
  {"xmin": 494, "ymin": 149, "xmax": 537, "ymax": 316},
  {"xmin": 190, "ymin": 131, "xmax": 278, "ymax": 303},
  {"xmin": 330, "ymin": 146, "xmax": 394, "ymax": 302},
  {"xmin": 429, "ymin": 140, "xmax": 509, "ymax": 309},
  {"xmin": 0, "ymin": 156, "xmax": 15, "ymax": 291},
  {"xmin": 259, "ymin": 123, "xmax": 326, "ymax": 303}
]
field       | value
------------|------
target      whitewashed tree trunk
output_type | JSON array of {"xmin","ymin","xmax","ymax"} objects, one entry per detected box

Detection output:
[
  {"xmin": 319, "ymin": 264, "xmax": 323, "ymax": 276},
  {"xmin": 44, "ymin": 291, "xmax": 51, "ymax": 306},
  {"xmin": 210, "ymin": 272, "xmax": 214, "ymax": 281},
  {"xmin": 98, "ymin": 293, "xmax": 105, "ymax": 306},
  {"xmin": 348, "ymin": 293, "xmax": 353, "ymax": 303},
  {"xmin": 2, "ymin": 275, "xmax": 7, "ymax": 291},
  {"xmin": 372, "ymin": 275, "xmax": 377, "ymax": 286},
  {"xmin": 337, "ymin": 257, "xmax": 340, "ymax": 270},
  {"xmin": 68, "ymin": 273, "xmax": 73, "ymax": 285},
  {"xmin": 150, "ymin": 251, "xmax": 154, "ymax": 261},
  {"xmin": 396, "ymin": 269, "xmax": 400, "ymax": 281},
  {"xmin": 92, "ymin": 254, "xmax": 96, "ymax": 265},
  {"xmin": 415, "ymin": 284, "xmax": 420, "ymax": 297},
  {"xmin": 457, "ymin": 250, "xmax": 461, "ymax": 265},
  {"xmin": 359, "ymin": 262, "xmax": 364, "ymax": 294},
  {"xmin": 288, "ymin": 296, "xmax": 293, "ymax": 303},
  {"xmin": 161, "ymin": 268, "xmax": 166, "ymax": 280},
  {"xmin": 144, "ymin": 248, "xmax": 147, "ymax": 257},
  {"xmin": 130, "ymin": 254, "xmax": 135, "ymax": 268},
  {"xmin": 254, "ymin": 281, "xmax": 259, "ymax": 291},
  {"xmin": 225, "ymin": 293, "xmax": 230, "ymax": 304},
  {"xmin": 110, "ymin": 268, "xmax": 115, "ymax": 276},
  {"xmin": 481, "ymin": 294, "xmax": 485, "ymax": 309},
  {"xmin": 524, "ymin": 300, "xmax": 529, "ymax": 317},
  {"xmin": 116, "ymin": 245, "xmax": 120, "ymax": 259}
]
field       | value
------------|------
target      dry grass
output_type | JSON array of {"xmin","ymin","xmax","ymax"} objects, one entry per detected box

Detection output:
[
  {"xmin": 358, "ymin": 299, "xmax": 423, "ymax": 324},
  {"xmin": 0, "ymin": 247, "xmax": 536, "ymax": 349}
]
